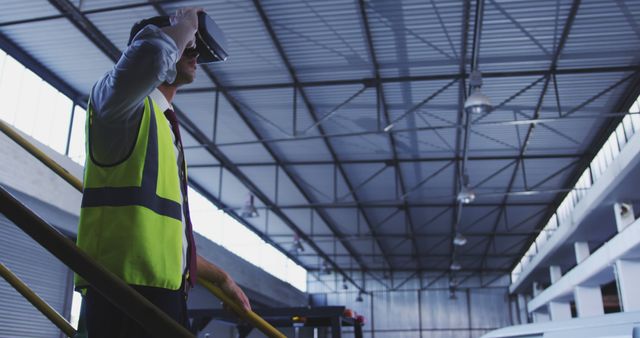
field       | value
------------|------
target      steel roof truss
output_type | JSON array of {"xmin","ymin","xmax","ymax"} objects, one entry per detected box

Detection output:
[{"xmin": 250, "ymin": 0, "xmax": 394, "ymax": 275}]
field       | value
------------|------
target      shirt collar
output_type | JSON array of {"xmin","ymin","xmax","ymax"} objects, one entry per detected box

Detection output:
[{"xmin": 149, "ymin": 88, "xmax": 172, "ymax": 113}]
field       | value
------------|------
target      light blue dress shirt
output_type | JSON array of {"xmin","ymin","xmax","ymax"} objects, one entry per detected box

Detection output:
[{"xmin": 89, "ymin": 25, "xmax": 179, "ymax": 164}]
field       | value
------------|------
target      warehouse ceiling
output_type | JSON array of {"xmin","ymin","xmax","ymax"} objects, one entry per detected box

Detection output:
[{"xmin": 2, "ymin": 0, "xmax": 639, "ymax": 291}]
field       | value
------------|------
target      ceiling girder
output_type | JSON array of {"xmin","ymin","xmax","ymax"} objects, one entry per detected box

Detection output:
[
  {"xmin": 178, "ymin": 65, "xmax": 640, "ymax": 93},
  {"xmin": 250, "ymin": 0, "xmax": 394, "ymax": 275}
]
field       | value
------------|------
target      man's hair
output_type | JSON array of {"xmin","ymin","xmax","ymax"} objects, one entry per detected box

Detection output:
[{"xmin": 127, "ymin": 15, "xmax": 171, "ymax": 45}]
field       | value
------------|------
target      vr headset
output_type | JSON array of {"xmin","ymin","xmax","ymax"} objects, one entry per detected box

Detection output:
[{"xmin": 128, "ymin": 12, "xmax": 228, "ymax": 64}]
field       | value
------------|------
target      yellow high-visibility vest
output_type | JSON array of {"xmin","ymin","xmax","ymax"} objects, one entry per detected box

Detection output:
[{"xmin": 75, "ymin": 97, "xmax": 184, "ymax": 290}]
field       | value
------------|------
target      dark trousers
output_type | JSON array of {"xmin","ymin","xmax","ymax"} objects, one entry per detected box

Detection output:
[{"xmin": 84, "ymin": 284, "xmax": 190, "ymax": 338}]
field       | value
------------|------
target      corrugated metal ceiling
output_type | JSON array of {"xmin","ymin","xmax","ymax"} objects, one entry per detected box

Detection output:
[{"xmin": 1, "ymin": 0, "xmax": 639, "ymax": 291}]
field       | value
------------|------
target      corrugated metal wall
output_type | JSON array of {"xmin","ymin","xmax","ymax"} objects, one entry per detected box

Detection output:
[
  {"xmin": 310, "ymin": 273, "xmax": 512, "ymax": 338},
  {"xmin": 0, "ymin": 214, "xmax": 73, "ymax": 338}
]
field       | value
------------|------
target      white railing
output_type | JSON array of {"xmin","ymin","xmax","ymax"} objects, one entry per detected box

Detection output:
[
  {"xmin": 511, "ymin": 99, "xmax": 640, "ymax": 283},
  {"xmin": 482, "ymin": 310, "xmax": 640, "ymax": 338}
]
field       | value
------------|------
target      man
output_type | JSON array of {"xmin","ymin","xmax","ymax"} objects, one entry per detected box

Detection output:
[{"xmin": 75, "ymin": 7, "xmax": 251, "ymax": 337}]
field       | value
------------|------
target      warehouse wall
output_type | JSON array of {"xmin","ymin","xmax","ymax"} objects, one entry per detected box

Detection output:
[{"xmin": 308, "ymin": 272, "xmax": 513, "ymax": 338}]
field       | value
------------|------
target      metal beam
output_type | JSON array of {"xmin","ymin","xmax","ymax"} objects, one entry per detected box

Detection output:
[
  {"xmin": 178, "ymin": 65, "xmax": 640, "ymax": 93},
  {"xmin": 251, "ymin": 0, "xmax": 393, "ymax": 273},
  {"xmin": 204, "ymin": 111, "xmax": 638, "ymax": 148},
  {"xmin": 0, "ymin": 0, "xmax": 186, "ymax": 28},
  {"xmin": 358, "ymin": 0, "xmax": 422, "ymax": 271},
  {"xmin": 298, "ymin": 253, "xmax": 521, "ymax": 259},
  {"xmin": 187, "ymin": 153, "xmax": 585, "ymax": 168},
  {"xmin": 269, "ymin": 232, "xmax": 539, "ymax": 239},
  {"xmin": 484, "ymin": 0, "xmax": 581, "ymax": 271},
  {"xmin": 260, "ymin": 202, "xmax": 547, "ymax": 209},
  {"xmin": 313, "ymin": 267, "xmax": 510, "ymax": 273}
]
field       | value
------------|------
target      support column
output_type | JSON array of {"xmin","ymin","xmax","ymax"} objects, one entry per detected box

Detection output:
[
  {"xmin": 548, "ymin": 302, "xmax": 572, "ymax": 321},
  {"xmin": 517, "ymin": 294, "xmax": 528, "ymax": 324},
  {"xmin": 548, "ymin": 265, "xmax": 571, "ymax": 320},
  {"xmin": 574, "ymin": 242, "xmax": 590, "ymax": 264},
  {"xmin": 531, "ymin": 282, "xmax": 550, "ymax": 322},
  {"xmin": 613, "ymin": 202, "xmax": 635, "ymax": 232},
  {"xmin": 574, "ymin": 286, "xmax": 604, "ymax": 317},
  {"xmin": 572, "ymin": 242, "xmax": 603, "ymax": 317},
  {"xmin": 615, "ymin": 259, "xmax": 640, "ymax": 311},
  {"xmin": 532, "ymin": 282, "xmax": 542, "ymax": 297},
  {"xmin": 549, "ymin": 265, "xmax": 562, "ymax": 283}
]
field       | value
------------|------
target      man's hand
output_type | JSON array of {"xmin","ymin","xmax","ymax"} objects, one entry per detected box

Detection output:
[
  {"xmin": 219, "ymin": 275, "xmax": 252, "ymax": 312},
  {"xmin": 196, "ymin": 255, "xmax": 252, "ymax": 313},
  {"xmin": 162, "ymin": 7, "xmax": 203, "ymax": 54}
]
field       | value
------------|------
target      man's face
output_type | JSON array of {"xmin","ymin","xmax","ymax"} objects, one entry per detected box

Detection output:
[{"xmin": 174, "ymin": 47, "xmax": 198, "ymax": 85}]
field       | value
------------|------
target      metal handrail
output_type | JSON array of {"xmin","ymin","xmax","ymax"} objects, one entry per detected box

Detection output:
[
  {"xmin": 0, "ymin": 185, "xmax": 194, "ymax": 338},
  {"xmin": 199, "ymin": 279, "xmax": 286, "ymax": 338},
  {"xmin": 0, "ymin": 262, "xmax": 77, "ymax": 337},
  {"xmin": 0, "ymin": 119, "xmax": 287, "ymax": 338}
]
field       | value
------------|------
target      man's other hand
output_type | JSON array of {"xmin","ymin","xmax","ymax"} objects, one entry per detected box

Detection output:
[
  {"xmin": 196, "ymin": 255, "xmax": 252, "ymax": 313},
  {"xmin": 220, "ymin": 276, "xmax": 252, "ymax": 313}
]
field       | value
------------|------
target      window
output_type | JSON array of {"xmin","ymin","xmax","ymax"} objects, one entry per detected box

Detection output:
[
  {"xmin": 189, "ymin": 188, "xmax": 307, "ymax": 291},
  {"xmin": 67, "ymin": 106, "xmax": 87, "ymax": 164},
  {"xmin": 0, "ymin": 52, "xmax": 72, "ymax": 153}
]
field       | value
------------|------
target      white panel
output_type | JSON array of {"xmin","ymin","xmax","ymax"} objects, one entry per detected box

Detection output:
[
  {"xmin": 421, "ymin": 289, "xmax": 470, "ymax": 329},
  {"xmin": 0, "ymin": 215, "xmax": 71, "ymax": 338},
  {"xmin": 372, "ymin": 290, "xmax": 420, "ymax": 330},
  {"xmin": 470, "ymin": 288, "xmax": 511, "ymax": 329}
]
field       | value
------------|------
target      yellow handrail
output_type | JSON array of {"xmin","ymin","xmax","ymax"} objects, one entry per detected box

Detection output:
[
  {"xmin": 199, "ymin": 279, "xmax": 286, "ymax": 338},
  {"xmin": 0, "ymin": 118, "xmax": 287, "ymax": 338},
  {"xmin": 0, "ymin": 262, "xmax": 77, "ymax": 338}
]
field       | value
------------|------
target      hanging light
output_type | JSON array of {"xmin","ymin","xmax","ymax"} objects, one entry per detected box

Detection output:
[
  {"xmin": 241, "ymin": 194, "xmax": 259, "ymax": 218},
  {"xmin": 290, "ymin": 234, "xmax": 305, "ymax": 254},
  {"xmin": 449, "ymin": 286, "xmax": 458, "ymax": 300},
  {"xmin": 464, "ymin": 89, "xmax": 492, "ymax": 114},
  {"xmin": 320, "ymin": 260, "xmax": 332, "ymax": 275},
  {"xmin": 453, "ymin": 232, "xmax": 468, "ymax": 246},
  {"xmin": 342, "ymin": 278, "xmax": 349, "ymax": 290},
  {"xmin": 355, "ymin": 291, "xmax": 364, "ymax": 302},
  {"xmin": 450, "ymin": 261, "xmax": 462, "ymax": 271},
  {"xmin": 457, "ymin": 174, "xmax": 476, "ymax": 204},
  {"xmin": 464, "ymin": 71, "xmax": 493, "ymax": 115},
  {"xmin": 457, "ymin": 185, "xmax": 476, "ymax": 204}
]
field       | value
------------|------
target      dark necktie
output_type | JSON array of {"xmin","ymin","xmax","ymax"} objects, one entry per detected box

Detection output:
[{"xmin": 163, "ymin": 108, "xmax": 197, "ymax": 287}]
